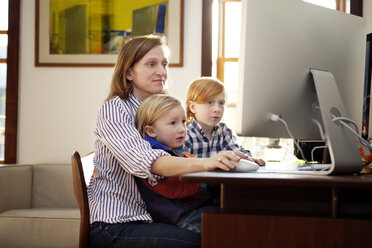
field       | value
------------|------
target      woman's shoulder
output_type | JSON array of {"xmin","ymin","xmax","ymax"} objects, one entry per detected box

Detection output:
[
  {"xmin": 103, "ymin": 96, "xmax": 127, "ymax": 106},
  {"xmin": 99, "ymin": 97, "xmax": 122, "ymax": 112},
  {"xmin": 98, "ymin": 96, "xmax": 136, "ymax": 120},
  {"xmin": 103, "ymin": 95, "xmax": 140, "ymax": 110}
]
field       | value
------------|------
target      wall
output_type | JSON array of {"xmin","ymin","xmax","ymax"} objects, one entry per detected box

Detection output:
[
  {"xmin": 365, "ymin": 0, "xmax": 372, "ymax": 32},
  {"xmin": 18, "ymin": 0, "xmax": 202, "ymax": 164}
]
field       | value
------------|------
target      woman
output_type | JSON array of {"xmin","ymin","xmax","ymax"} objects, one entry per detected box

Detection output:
[{"xmin": 88, "ymin": 34, "xmax": 245, "ymax": 248}]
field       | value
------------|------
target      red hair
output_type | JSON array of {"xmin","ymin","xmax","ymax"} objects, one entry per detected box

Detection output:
[{"xmin": 186, "ymin": 77, "xmax": 225, "ymax": 123}]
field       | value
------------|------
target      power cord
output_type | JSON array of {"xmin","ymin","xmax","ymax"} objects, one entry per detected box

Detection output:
[
  {"xmin": 311, "ymin": 118, "xmax": 326, "ymax": 140},
  {"xmin": 270, "ymin": 113, "xmax": 369, "ymax": 166},
  {"xmin": 331, "ymin": 114, "xmax": 372, "ymax": 151},
  {"xmin": 269, "ymin": 114, "xmax": 307, "ymax": 161},
  {"xmin": 310, "ymin": 145, "xmax": 328, "ymax": 162}
]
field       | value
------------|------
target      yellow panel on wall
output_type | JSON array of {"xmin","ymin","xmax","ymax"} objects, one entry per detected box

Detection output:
[
  {"xmin": 111, "ymin": 0, "xmax": 167, "ymax": 31},
  {"xmin": 49, "ymin": 0, "xmax": 168, "ymax": 54}
]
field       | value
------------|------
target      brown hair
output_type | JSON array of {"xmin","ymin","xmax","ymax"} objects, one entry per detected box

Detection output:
[
  {"xmin": 106, "ymin": 34, "xmax": 168, "ymax": 101},
  {"xmin": 135, "ymin": 94, "xmax": 183, "ymax": 138},
  {"xmin": 186, "ymin": 77, "xmax": 225, "ymax": 123}
]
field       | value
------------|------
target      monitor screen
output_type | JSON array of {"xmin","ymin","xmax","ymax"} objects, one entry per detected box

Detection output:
[{"xmin": 237, "ymin": 0, "xmax": 366, "ymax": 141}]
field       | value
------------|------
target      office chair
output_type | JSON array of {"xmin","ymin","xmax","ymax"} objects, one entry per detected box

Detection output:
[{"xmin": 71, "ymin": 151, "xmax": 90, "ymax": 248}]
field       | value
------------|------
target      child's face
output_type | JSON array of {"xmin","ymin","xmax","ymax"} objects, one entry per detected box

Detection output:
[
  {"xmin": 145, "ymin": 105, "xmax": 187, "ymax": 148},
  {"xmin": 190, "ymin": 92, "xmax": 225, "ymax": 130}
]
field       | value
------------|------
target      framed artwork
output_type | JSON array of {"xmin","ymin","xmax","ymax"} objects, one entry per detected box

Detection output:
[{"xmin": 35, "ymin": 0, "xmax": 184, "ymax": 67}]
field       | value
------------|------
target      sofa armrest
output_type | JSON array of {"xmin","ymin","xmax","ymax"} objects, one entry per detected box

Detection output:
[{"xmin": 0, "ymin": 165, "xmax": 32, "ymax": 213}]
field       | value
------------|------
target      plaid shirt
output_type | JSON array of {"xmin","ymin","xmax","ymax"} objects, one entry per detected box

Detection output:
[{"xmin": 183, "ymin": 119, "xmax": 251, "ymax": 158}]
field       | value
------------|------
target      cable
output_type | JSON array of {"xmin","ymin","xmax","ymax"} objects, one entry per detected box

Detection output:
[
  {"xmin": 312, "ymin": 118, "xmax": 326, "ymax": 140},
  {"xmin": 270, "ymin": 113, "xmax": 371, "ymax": 163},
  {"xmin": 331, "ymin": 114, "xmax": 372, "ymax": 150},
  {"xmin": 331, "ymin": 116, "xmax": 359, "ymax": 132},
  {"xmin": 270, "ymin": 114, "xmax": 307, "ymax": 161},
  {"xmin": 310, "ymin": 145, "xmax": 328, "ymax": 162}
]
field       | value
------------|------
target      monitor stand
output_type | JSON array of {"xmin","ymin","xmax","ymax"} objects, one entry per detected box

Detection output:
[{"xmin": 310, "ymin": 69, "xmax": 363, "ymax": 174}]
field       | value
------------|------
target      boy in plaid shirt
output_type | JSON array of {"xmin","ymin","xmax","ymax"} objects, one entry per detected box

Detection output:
[{"xmin": 184, "ymin": 77, "xmax": 264, "ymax": 166}]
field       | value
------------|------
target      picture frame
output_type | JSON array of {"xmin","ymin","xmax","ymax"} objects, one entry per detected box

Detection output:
[{"xmin": 35, "ymin": 0, "xmax": 184, "ymax": 67}]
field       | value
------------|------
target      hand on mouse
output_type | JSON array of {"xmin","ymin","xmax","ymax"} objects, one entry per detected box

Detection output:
[{"xmin": 232, "ymin": 150, "xmax": 266, "ymax": 166}]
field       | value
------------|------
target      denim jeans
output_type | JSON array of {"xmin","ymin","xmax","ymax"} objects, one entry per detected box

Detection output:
[
  {"xmin": 90, "ymin": 221, "xmax": 200, "ymax": 248},
  {"xmin": 176, "ymin": 205, "xmax": 218, "ymax": 234}
]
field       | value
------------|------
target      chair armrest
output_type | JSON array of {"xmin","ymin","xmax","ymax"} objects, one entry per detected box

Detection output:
[{"xmin": 0, "ymin": 165, "xmax": 32, "ymax": 213}]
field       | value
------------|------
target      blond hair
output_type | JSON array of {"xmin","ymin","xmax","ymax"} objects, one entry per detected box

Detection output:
[
  {"xmin": 135, "ymin": 94, "xmax": 183, "ymax": 138},
  {"xmin": 106, "ymin": 34, "xmax": 168, "ymax": 102},
  {"xmin": 186, "ymin": 77, "xmax": 225, "ymax": 123}
]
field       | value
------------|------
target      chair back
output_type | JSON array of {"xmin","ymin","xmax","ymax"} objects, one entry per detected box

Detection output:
[{"xmin": 71, "ymin": 151, "xmax": 90, "ymax": 248}]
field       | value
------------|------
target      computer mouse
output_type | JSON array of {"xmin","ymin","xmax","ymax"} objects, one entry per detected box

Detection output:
[{"xmin": 232, "ymin": 159, "xmax": 260, "ymax": 172}]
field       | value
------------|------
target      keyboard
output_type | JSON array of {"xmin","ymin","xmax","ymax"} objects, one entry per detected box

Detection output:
[
  {"xmin": 297, "ymin": 163, "xmax": 331, "ymax": 171},
  {"xmin": 257, "ymin": 161, "xmax": 332, "ymax": 173}
]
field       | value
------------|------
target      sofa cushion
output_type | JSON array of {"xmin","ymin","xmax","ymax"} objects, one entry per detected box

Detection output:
[
  {"xmin": 0, "ymin": 208, "xmax": 80, "ymax": 248},
  {"xmin": 32, "ymin": 164, "xmax": 78, "ymax": 208},
  {"xmin": 0, "ymin": 165, "xmax": 32, "ymax": 212}
]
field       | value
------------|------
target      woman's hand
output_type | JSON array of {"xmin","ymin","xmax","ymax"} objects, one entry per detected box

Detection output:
[
  {"xmin": 205, "ymin": 151, "xmax": 243, "ymax": 171},
  {"xmin": 234, "ymin": 150, "xmax": 266, "ymax": 166},
  {"xmin": 204, "ymin": 150, "xmax": 265, "ymax": 171},
  {"xmin": 152, "ymin": 150, "xmax": 265, "ymax": 176},
  {"xmin": 252, "ymin": 158, "xmax": 265, "ymax": 166}
]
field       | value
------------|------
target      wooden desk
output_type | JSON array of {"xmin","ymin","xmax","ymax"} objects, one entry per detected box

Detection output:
[{"xmin": 180, "ymin": 171, "xmax": 372, "ymax": 248}]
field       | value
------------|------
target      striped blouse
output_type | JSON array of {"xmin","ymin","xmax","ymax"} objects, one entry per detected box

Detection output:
[{"xmin": 87, "ymin": 94, "xmax": 168, "ymax": 224}]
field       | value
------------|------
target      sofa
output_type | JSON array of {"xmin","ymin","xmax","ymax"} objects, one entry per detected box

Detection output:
[{"xmin": 0, "ymin": 163, "xmax": 80, "ymax": 248}]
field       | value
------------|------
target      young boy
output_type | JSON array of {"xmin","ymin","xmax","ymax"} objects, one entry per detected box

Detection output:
[
  {"xmin": 184, "ymin": 77, "xmax": 254, "ymax": 158},
  {"xmin": 134, "ymin": 94, "xmax": 217, "ymax": 234}
]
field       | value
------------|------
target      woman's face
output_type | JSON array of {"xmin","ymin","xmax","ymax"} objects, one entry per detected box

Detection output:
[{"xmin": 126, "ymin": 45, "xmax": 169, "ymax": 101}]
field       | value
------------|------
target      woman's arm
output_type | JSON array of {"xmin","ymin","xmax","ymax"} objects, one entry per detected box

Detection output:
[
  {"xmin": 96, "ymin": 98, "xmax": 168, "ymax": 181},
  {"xmin": 151, "ymin": 151, "xmax": 242, "ymax": 177}
]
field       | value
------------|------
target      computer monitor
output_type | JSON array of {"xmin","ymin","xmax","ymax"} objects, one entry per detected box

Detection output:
[{"xmin": 236, "ymin": 0, "xmax": 366, "ymax": 174}]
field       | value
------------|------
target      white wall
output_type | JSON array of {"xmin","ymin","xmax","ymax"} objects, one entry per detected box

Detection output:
[
  {"xmin": 18, "ymin": 0, "xmax": 202, "ymax": 164},
  {"xmin": 365, "ymin": 0, "xmax": 372, "ymax": 33}
]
